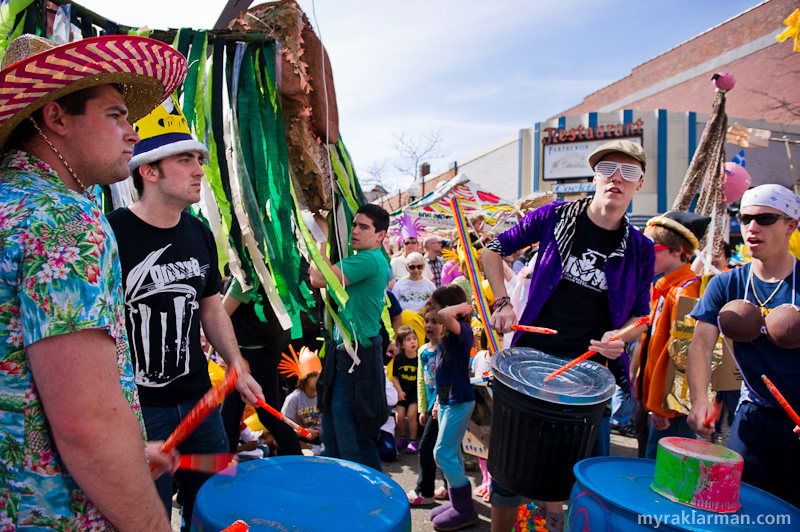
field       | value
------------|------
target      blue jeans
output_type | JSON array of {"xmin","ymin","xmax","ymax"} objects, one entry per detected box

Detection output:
[
  {"xmin": 610, "ymin": 384, "xmax": 633, "ymax": 427},
  {"xmin": 321, "ymin": 371, "xmax": 383, "ymax": 472},
  {"xmin": 434, "ymin": 400, "xmax": 474, "ymax": 489},
  {"xmin": 142, "ymin": 398, "xmax": 229, "ymax": 532},
  {"xmin": 645, "ymin": 415, "xmax": 696, "ymax": 459},
  {"xmin": 729, "ymin": 402, "xmax": 800, "ymax": 507},
  {"xmin": 592, "ymin": 417, "xmax": 611, "ymax": 457}
]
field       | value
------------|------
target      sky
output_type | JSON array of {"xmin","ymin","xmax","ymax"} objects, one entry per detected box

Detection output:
[{"xmin": 78, "ymin": 0, "xmax": 764, "ymax": 193}]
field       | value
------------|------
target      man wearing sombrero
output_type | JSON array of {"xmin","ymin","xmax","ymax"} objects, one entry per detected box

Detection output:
[{"xmin": 0, "ymin": 34, "xmax": 186, "ymax": 530}]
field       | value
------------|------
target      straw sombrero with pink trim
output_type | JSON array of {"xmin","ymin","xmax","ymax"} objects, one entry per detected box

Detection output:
[{"xmin": 0, "ymin": 34, "xmax": 187, "ymax": 149}]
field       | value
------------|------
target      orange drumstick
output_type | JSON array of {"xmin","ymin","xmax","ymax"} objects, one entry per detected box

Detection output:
[
  {"xmin": 703, "ymin": 400, "xmax": 723, "ymax": 428},
  {"xmin": 512, "ymin": 324, "xmax": 558, "ymax": 335},
  {"xmin": 544, "ymin": 316, "xmax": 650, "ymax": 382},
  {"xmin": 255, "ymin": 397, "xmax": 314, "ymax": 439},
  {"xmin": 761, "ymin": 374, "xmax": 800, "ymax": 427},
  {"xmin": 161, "ymin": 365, "xmax": 240, "ymax": 456},
  {"xmin": 222, "ymin": 521, "xmax": 249, "ymax": 532},
  {"xmin": 178, "ymin": 453, "xmax": 237, "ymax": 475}
]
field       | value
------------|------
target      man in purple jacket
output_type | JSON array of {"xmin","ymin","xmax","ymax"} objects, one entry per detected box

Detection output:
[{"xmin": 483, "ymin": 139, "xmax": 654, "ymax": 532}]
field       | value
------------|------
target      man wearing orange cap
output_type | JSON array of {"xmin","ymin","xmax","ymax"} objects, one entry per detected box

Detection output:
[{"xmin": 0, "ymin": 34, "xmax": 186, "ymax": 530}]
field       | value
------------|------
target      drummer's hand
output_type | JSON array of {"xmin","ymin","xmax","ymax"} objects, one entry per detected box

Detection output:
[
  {"xmin": 589, "ymin": 330, "xmax": 625, "ymax": 360},
  {"xmin": 490, "ymin": 304, "xmax": 516, "ymax": 334},
  {"xmin": 147, "ymin": 441, "xmax": 179, "ymax": 480},
  {"xmin": 232, "ymin": 358, "xmax": 264, "ymax": 405},
  {"xmin": 651, "ymin": 412, "xmax": 671, "ymax": 431},
  {"xmin": 794, "ymin": 426, "xmax": 800, "ymax": 440},
  {"xmin": 687, "ymin": 399, "xmax": 716, "ymax": 438}
]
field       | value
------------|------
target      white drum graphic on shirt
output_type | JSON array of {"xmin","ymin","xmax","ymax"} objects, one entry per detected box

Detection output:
[
  {"xmin": 563, "ymin": 249, "xmax": 608, "ymax": 292},
  {"xmin": 124, "ymin": 244, "xmax": 208, "ymax": 387}
]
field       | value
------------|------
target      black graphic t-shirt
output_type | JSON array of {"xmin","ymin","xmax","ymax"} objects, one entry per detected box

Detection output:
[
  {"xmin": 392, "ymin": 352, "xmax": 418, "ymax": 402},
  {"xmin": 522, "ymin": 210, "xmax": 625, "ymax": 359},
  {"xmin": 108, "ymin": 208, "xmax": 222, "ymax": 406}
]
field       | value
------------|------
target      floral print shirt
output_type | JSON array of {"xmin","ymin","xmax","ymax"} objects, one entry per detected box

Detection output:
[{"xmin": 0, "ymin": 150, "xmax": 144, "ymax": 531}]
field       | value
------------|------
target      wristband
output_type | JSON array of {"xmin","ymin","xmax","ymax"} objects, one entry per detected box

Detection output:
[{"xmin": 492, "ymin": 296, "xmax": 511, "ymax": 313}]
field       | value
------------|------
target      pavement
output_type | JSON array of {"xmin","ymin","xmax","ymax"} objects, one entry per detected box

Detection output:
[{"xmin": 171, "ymin": 432, "xmax": 638, "ymax": 531}]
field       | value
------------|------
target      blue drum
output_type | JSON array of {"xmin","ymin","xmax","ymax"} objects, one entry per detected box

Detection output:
[
  {"xmin": 191, "ymin": 456, "xmax": 411, "ymax": 532},
  {"xmin": 566, "ymin": 457, "xmax": 800, "ymax": 531},
  {"xmin": 488, "ymin": 348, "xmax": 615, "ymax": 501}
]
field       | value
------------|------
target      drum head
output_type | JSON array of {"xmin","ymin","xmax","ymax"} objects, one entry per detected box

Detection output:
[{"xmin": 491, "ymin": 348, "xmax": 615, "ymax": 405}]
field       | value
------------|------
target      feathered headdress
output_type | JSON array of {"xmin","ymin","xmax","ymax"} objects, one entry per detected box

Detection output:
[
  {"xmin": 388, "ymin": 212, "xmax": 426, "ymax": 243},
  {"xmin": 278, "ymin": 346, "xmax": 322, "ymax": 380}
]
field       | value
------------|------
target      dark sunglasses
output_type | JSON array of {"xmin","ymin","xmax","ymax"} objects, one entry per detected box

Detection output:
[
  {"xmin": 404, "ymin": 240, "xmax": 418, "ymax": 245},
  {"xmin": 407, "ymin": 264, "xmax": 424, "ymax": 270},
  {"xmin": 737, "ymin": 213, "xmax": 791, "ymax": 226}
]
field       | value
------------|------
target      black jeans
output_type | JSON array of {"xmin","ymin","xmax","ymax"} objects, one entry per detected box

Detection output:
[
  {"xmin": 221, "ymin": 345, "xmax": 301, "ymax": 455},
  {"xmin": 416, "ymin": 412, "xmax": 447, "ymax": 497}
]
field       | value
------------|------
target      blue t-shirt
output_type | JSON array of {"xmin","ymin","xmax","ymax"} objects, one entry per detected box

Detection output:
[
  {"xmin": 436, "ymin": 321, "xmax": 475, "ymax": 405},
  {"xmin": 691, "ymin": 262, "xmax": 800, "ymax": 407},
  {"xmin": 419, "ymin": 343, "xmax": 438, "ymax": 412}
]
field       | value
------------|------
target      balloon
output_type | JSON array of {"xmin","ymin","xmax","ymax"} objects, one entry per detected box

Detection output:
[
  {"xmin": 713, "ymin": 71, "xmax": 736, "ymax": 91},
  {"xmin": 723, "ymin": 162, "xmax": 751, "ymax": 203}
]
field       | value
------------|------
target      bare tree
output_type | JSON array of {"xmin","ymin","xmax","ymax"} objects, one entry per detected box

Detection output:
[
  {"xmin": 362, "ymin": 158, "xmax": 397, "ymax": 210},
  {"xmin": 392, "ymin": 130, "xmax": 449, "ymax": 197}
]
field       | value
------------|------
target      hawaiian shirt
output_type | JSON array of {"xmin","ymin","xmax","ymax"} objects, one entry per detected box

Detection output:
[{"xmin": 0, "ymin": 150, "xmax": 144, "ymax": 531}]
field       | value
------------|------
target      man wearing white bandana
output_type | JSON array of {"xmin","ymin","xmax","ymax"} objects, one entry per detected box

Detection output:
[{"xmin": 688, "ymin": 184, "xmax": 800, "ymax": 507}]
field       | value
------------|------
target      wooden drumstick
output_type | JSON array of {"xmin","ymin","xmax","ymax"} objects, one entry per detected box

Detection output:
[{"xmin": 544, "ymin": 316, "xmax": 650, "ymax": 382}]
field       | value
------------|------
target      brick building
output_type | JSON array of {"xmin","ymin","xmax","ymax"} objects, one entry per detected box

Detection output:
[
  {"xmin": 558, "ymin": 0, "xmax": 799, "ymax": 126},
  {"xmin": 379, "ymin": 0, "xmax": 800, "ymax": 219}
]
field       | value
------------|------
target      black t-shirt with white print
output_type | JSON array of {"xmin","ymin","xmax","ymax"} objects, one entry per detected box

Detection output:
[
  {"xmin": 519, "ymin": 210, "xmax": 625, "ymax": 359},
  {"xmin": 108, "ymin": 207, "xmax": 222, "ymax": 406}
]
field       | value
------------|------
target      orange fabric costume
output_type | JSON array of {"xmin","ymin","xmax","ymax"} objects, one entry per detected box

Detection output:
[{"xmin": 641, "ymin": 263, "xmax": 700, "ymax": 419}]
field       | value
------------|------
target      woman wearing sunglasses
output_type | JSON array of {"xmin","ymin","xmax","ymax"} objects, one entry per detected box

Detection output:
[
  {"xmin": 687, "ymin": 184, "xmax": 800, "ymax": 508},
  {"xmin": 392, "ymin": 252, "xmax": 437, "ymax": 313},
  {"xmin": 482, "ymin": 139, "xmax": 655, "ymax": 532}
]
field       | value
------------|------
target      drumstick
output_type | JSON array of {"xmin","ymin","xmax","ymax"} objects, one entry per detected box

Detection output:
[
  {"xmin": 221, "ymin": 521, "xmax": 249, "ymax": 532},
  {"xmin": 255, "ymin": 397, "xmax": 314, "ymax": 439},
  {"xmin": 544, "ymin": 315, "xmax": 651, "ymax": 382},
  {"xmin": 703, "ymin": 400, "xmax": 723, "ymax": 428},
  {"xmin": 161, "ymin": 364, "xmax": 240, "ymax": 456},
  {"xmin": 178, "ymin": 453, "xmax": 237, "ymax": 475},
  {"xmin": 761, "ymin": 374, "xmax": 800, "ymax": 426},
  {"xmin": 512, "ymin": 324, "xmax": 558, "ymax": 335}
]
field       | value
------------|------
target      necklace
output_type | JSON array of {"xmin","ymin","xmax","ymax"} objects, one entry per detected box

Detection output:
[
  {"xmin": 29, "ymin": 117, "xmax": 97, "ymax": 202},
  {"xmin": 748, "ymin": 265, "xmax": 785, "ymax": 317}
]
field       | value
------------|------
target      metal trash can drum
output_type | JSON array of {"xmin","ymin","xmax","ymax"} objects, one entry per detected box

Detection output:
[
  {"xmin": 190, "ymin": 456, "xmax": 411, "ymax": 531},
  {"xmin": 488, "ymin": 348, "xmax": 615, "ymax": 501},
  {"xmin": 566, "ymin": 457, "xmax": 800, "ymax": 531}
]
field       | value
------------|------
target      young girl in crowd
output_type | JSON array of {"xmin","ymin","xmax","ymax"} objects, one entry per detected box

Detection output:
[
  {"xmin": 428, "ymin": 285, "xmax": 478, "ymax": 530},
  {"xmin": 281, "ymin": 348, "xmax": 323, "ymax": 456},
  {"xmin": 393, "ymin": 326, "xmax": 420, "ymax": 453},
  {"xmin": 407, "ymin": 307, "xmax": 447, "ymax": 505}
]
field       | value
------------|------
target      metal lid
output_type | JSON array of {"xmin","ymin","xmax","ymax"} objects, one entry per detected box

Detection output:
[{"xmin": 490, "ymin": 347, "xmax": 615, "ymax": 405}]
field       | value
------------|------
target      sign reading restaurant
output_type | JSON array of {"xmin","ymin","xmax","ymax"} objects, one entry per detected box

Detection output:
[
  {"xmin": 542, "ymin": 119, "xmax": 644, "ymax": 181},
  {"xmin": 542, "ymin": 119, "xmax": 644, "ymax": 145}
]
